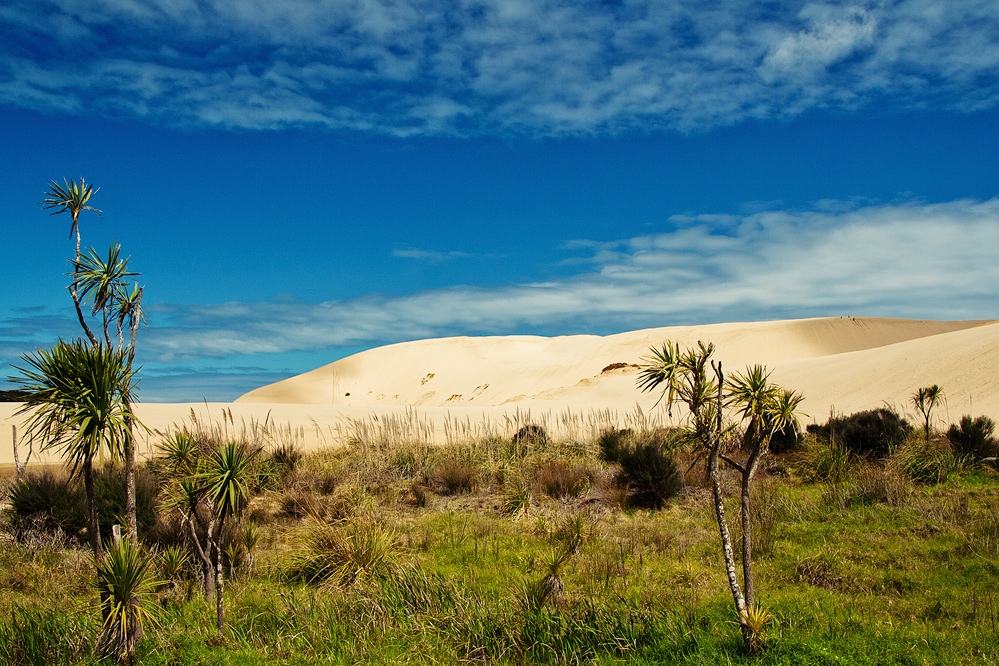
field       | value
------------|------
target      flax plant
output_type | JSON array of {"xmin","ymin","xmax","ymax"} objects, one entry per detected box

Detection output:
[
  {"xmin": 11, "ymin": 340, "xmax": 139, "ymax": 560},
  {"xmin": 93, "ymin": 539, "xmax": 159, "ymax": 662}
]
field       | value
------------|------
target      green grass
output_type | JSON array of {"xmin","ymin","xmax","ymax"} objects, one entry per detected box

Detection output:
[{"xmin": 1, "ymin": 429, "xmax": 998, "ymax": 664}]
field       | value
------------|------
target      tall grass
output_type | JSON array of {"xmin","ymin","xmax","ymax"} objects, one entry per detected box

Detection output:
[
  {"xmin": 0, "ymin": 606, "xmax": 93, "ymax": 666},
  {"xmin": 3, "ymin": 408, "xmax": 999, "ymax": 665}
]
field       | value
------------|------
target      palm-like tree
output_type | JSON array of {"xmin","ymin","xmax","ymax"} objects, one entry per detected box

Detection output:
[
  {"xmin": 639, "ymin": 342, "xmax": 746, "ymax": 630},
  {"xmin": 726, "ymin": 366, "xmax": 804, "ymax": 609},
  {"xmin": 639, "ymin": 344, "xmax": 803, "ymax": 653},
  {"xmin": 11, "ymin": 340, "xmax": 140, "ymax": 559},
  {"xmin": 75, "ymin": 243, "xmax": 139, "ymax": 348},
  {"xmin": 42, "ymin": 178, "xmax": 102, "ymax": 346},
  {"xmin": 74, "ymin": 241, "xmax": 147, "ymax": 541},
  {"xmin": 201, "ymin": 441, "xmax": 260, "ymax": 635},
  {"xmin": 168, "ymin": 476, "xmax": 217, "ymax": 601},
  {"xmin": 912, "ymin": 385, "xmax": 944, "ymax": 441}
]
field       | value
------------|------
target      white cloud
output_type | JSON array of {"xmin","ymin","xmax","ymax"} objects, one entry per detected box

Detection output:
[
  {"xmin": 393, "ymin": 248, "xmax": 470, "ymax": 262},
  {"xmin": 2, "ymin": 0, "xmax": 998, "ymax": 135},
  {"xmin": 136, "ymin": 198, "xmax": 999, "ymax": 362}
]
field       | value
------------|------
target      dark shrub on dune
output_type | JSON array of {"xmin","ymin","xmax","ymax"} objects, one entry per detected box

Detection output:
[
  {"xmin": 599, "ymin": 428, "xmax": 683, "ymax": 509},
  {"xmin": 513, "ymin": 424, "xmax": 547, "ymax": 448},
  {"xmin": 93, "ymin": 465, "xmax": 161, "ymax": 541},
  {"xmin": 8, "ymin": 471, "xmax": 87, "ymax": 541},
  {"xmin": 808, "ymin": 408, "xmax": 912, "ymax": 458},
  {"xmin": 948, "ymin": 415, "xmax": 998, "ymax": 461}
]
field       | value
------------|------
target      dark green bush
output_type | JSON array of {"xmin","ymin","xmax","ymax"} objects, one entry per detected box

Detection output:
[
  {"xmin": 598, "ymin": 428, "xmax": 631, "ymax": 463},
  {"xmin": 7, "ymin": 472, "xmax": 86, "ymax": 541},
  {"xmin": 512, "ymin": 424, "xmax": 547, "ymax": 449},
  {"xmin": 767, "ymin": 422, "xmax": 802, "ymax": 454},
  {"xmin": 808, "ymin": 408, "xmax": 912, "ymax": 458},
  {"xmin": 947, "ymin": 415, "xmax": 998, "ymax": 460},
  {"xmin": 93, "ymin": 465, "xmax": 161, "ymax": 541},
  {"xmin": 599, "ymin": 429, "xmax": 682, "ymax": 509}
]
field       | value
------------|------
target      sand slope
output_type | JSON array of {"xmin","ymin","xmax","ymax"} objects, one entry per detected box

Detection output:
[
  {"xmin": 238, "ymin": 317, "xmax": 992, "ymax": 416},
  {"xmin": 2, "ymin": 317, "xmax": 996, "ymax": 464}
]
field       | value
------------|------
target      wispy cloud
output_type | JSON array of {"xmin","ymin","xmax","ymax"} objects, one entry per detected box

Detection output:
[
  {"xmin": 125, "ymin": 198, "xmax": 999, "ymax": 363},
  {"xmin": 393, "ymin": 248, "xmax": 470, "ymax": 263},
  {"xmin": 2, "ymin": 1, "xmax": 997, "ymax": 136}
]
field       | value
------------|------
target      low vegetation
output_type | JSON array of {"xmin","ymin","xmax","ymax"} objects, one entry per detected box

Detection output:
[{"xmin": 1, "ymin": 396, "xmax": 997, "ymax": 665}]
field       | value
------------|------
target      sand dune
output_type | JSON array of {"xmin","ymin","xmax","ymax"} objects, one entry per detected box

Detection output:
[
  {"xmin": 237, "ymin": 316, "xmax": 991, "ymax": 411},
  {"xmin": 2, "ymin": 317, "xmax": 996, "ymax": 464}
]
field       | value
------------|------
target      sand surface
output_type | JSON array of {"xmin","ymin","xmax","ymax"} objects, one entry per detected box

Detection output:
[{"xmin": 2, "ymin": 316, "xmax": 996, "ymax": 464}]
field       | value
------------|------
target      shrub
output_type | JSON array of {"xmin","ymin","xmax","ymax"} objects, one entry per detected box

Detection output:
[
  {"xmin": 92, "ymin": 539, "xmax": 159, "ymax": 662},
  {"xmin": 895, "ymin": 440, "xmax": 962, "ymax": 484},
  {"xmin": 846, "ymin": 464, "xmax": 910, "ymax": 507},
  {"xmin": 93, "ymin": 465, "xmax": 161, "ymax": 541},
  {"xmin": 552, "ymin": 511, "xmax": 595, "ymax": 553},
  {"xmin": 947, "ymin": 415, "xmax": 998, "ymax": 461},
  {"xmin": 597, "ymin": 428, "xmax": 630, "ymax": 462},
  {"xmin": 801, "ymin": 438, "xmax": 854, "ymax": 484},
  {"xmin": 287, "ymin": 521, "xmax": 399, "ymax": 585},
  {"xmin": 533, "ymin": 460, "xmax": 591, "ymax": 499},
  {"xmin": 501, "ymin": 475, "xmax": 533, "ymax": 516},
  {"xmin": 269, "ymin": 442, "xmax": 303, "ymax": 478},
  {"xmin": 767, "ymin": 422, "xmax": 802, "ymax": 454},
  {"xmin": 599, "ymin": 428, "xmax": 682, "ymax": 509},
  {"xmin": 279, "ymin": 486, "xmax": 361, "ymax": 522},
  {"xmin": 7, "ymin": 472, "xmax": 87, "ymax": 541},
  {"xmin": 512, "ymin": 424, "xmax": 547, "ymax": 450},
  {"xmin": 808, "ymin": 408, "xmax": 912, "ymax": 458},
  {"xmin": 430, "ymin": 458, "xmax": 479, "ymax": 495}
]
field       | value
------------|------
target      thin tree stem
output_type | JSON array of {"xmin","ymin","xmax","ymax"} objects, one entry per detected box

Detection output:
[{"xmin": 83, "ymin": 461, "xmax": 104, "ymax": 560}]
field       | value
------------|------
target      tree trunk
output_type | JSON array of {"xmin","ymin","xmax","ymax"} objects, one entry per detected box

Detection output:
[
  {"xmin": 70, "ymin": 287, "xmax": 99, "ymax": 346},
  {"xmin": 124, "ymin": 287, "xmax": 142, "ymax": 543},
  {"xmin": 214, "ymin": 520, "xmax": 225, "ymax": 636},
  {"xmin": 710, "ymin": 436, "xmax": 746, "ymax": 619},
  {"xmin": 742, "ymin": 462, "xmax": 756, "ymax": 608},
  {"xmin": 13, "ymin": 425, "xmax": 31, "ymax": 482},
  {"xmin": 707, "ymin": 362, "xmax": 746, "ymax": 618},
  {"xmin": 124, "ymin": 406, "xmax": 137, "ymax": 543},
  {"xmin": 83, "ymin": 460, "xmax": 103, "ymax": 560},
  {"xmin": 735, "ymin": 414, "xmax": 767, "ymax": 610},
  {"xmin": 187, "ymin": 516, "xmax": 216, "ymax": 601}
]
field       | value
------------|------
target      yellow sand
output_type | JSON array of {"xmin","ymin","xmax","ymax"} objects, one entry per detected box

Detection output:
[{"xmin": 2, "ymin": 317, "xmax": 996, "ymax": 464}]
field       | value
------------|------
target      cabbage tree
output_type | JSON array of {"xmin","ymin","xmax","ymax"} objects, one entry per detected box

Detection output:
[{"xmin": 11, "ymin": 340, "xmax": 140, "ymax": 559}]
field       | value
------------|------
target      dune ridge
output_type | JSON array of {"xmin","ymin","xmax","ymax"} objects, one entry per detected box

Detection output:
[
  {"xmin": 237, "ymin": 316, "xmax": 991, "ymax": 413},
  {"xmin": 2, "ymin": 316, "xmax": 995, "ymax": 464}
]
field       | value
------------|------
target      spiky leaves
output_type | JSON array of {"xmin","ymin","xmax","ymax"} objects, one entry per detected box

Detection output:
[
  {"xmin": 158, "ymin": 432, "xmax": 200, "ymax": 478},
  {"xmin": 639, "ymin": 341, "xmax": 719, "ymax": 452},
  {"xmin": 11, "ymin": 340, "xmax": 137, "ymax": 476},
  {"xmin": 202, "ymin": 442, "xmax": 259, "ymax": 523},
  {"xmin": 727, "ymin": 365, "xmax": 805, "ymax": 453},
  {"xmin": 42, "ymin": 178, "xmax": 103, "ymax": 346},
  {"xmin": 74, "ymin": 243, "xmax": 143, "ymax": 349},
  {"xmin": 93, "ymin": 539, "xmax": 159, "ymax": 662},
  {"xmin": 200, "ymin": 441, "xmax": 260, "ymax": 635},
  {"xmin": 11, "ymin": 340, "xmax": 140, "ymax": 559},
  {"xmin": 41, "ymin": 177, "xmax": 101, "ymax": 249},
  {"xmin": 912, "ymin": 385, "xmax": 944, "ymax": 441}
]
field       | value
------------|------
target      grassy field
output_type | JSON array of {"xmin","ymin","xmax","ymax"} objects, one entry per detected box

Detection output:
[{"xmin": 1, "ymin": 418, "xmax": 998, "ymax": 665}]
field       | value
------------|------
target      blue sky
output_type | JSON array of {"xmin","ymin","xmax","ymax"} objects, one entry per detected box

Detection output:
[{"xmin": 1, "ymin": 0, "xmax": 998, "ymax": 402}]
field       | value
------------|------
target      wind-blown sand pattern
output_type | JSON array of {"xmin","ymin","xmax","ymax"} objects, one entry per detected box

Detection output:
[{"xmin": 2, "ymin": 317, "xmax": 997, "ymax": 464}]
